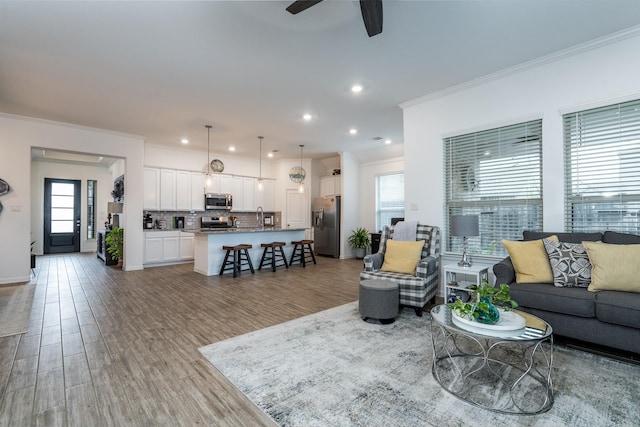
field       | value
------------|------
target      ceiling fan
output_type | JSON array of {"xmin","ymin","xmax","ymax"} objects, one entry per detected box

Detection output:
[{"xmin": 286, "ymin": 0, "xmax": 383, "ymax": 37}]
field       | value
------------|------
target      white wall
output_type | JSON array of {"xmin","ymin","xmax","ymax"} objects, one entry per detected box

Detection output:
[
  {"xmin": 402, "ymin": 32, "xmax": 640, "ymax": 256},
  {"xmin": 0, "ymin": 113, "xmax": 145, "ymax": 283},
  {"xmin": 358, "ymin": 157, "xmax": 404, "ymax": 234},
  {"xmin": 30, "ymin": 160, "xmax": 113, "ymax": 255},
  {"xmin": 340, "ymin": 152, "xmax": 360, "ymax": 259},
  {"xmin": 145, "ymin": 143, "xmax": 275, "ymax": 179}
]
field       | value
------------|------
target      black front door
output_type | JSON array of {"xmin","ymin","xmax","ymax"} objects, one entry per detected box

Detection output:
[{"xmin": 44, "ymin": 178, "xmax": 81, "ymax": 254}]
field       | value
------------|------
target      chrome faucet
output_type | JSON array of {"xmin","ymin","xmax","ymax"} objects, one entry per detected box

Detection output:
[{"xmin": 256, "ymin": 206, "xmax": 264, "ymax": 229}]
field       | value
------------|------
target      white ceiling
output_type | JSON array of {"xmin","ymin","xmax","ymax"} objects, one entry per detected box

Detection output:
[{"xmin": 2, "ymin": 1, "xmax": 640, "ymax": 164}]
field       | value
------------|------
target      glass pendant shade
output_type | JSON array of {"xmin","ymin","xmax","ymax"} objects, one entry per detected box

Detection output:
[{"xmin": 289, "ymin": 144, "xmax": 306, "ymax": 189}]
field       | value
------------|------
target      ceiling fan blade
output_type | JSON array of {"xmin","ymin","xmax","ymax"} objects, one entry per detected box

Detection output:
[
  {"xmin": 286, "ymin": 0, "xmax": 324, "ymax": 15},
  {"xmin": 360, "ymin": 0, "xmax": 383, "ymax": 37}
]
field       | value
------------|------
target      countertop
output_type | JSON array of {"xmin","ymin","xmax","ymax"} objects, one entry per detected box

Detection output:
[{"xmin": 193, "ymin": 227, "xmax": 306, "ymax": 234}]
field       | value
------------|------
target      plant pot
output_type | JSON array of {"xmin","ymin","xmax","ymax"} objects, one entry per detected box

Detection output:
[{"xmin": 355, "ymin": 248, "xmax": 366, "ymax": 259}]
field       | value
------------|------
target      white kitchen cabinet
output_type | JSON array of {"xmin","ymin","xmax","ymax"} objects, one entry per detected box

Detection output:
[
  {"xmin": 180, "ymin": 232, "xmax": 194, "ymax": 260},
  {"xmin": 144, "ymin": 232, "xmax": 165, "ymax": 264},
  {"xmin": 160, "ymin": 169, "xmax": 177, "ymax": 210},
  {"xmin": 205, "ymin": 173, "xmax": 220, "ymax": 194},
  {"xmin": 163, "ymin": 235, "xmax": 180, "ymax": 261},
  {"xmin": 143, "ymin": 168, "xmax": 160, "ymax": 210},
  {"xmin": 176, "ymin": 170, "xmax": 191, "ymax": 211},
  {"xmin": 144, "ymin": 231, "xmax": 193, "ymax": 265},
  {"xmin": 219, "ymin": 174, "xmax": 233, "ymax": 194},
  {"xmin": 255, "ymin": 179, "xmax": 275, "ymax": 212},
  {"xmin": 191, "ymin": 172, "xmax": 205, "ymax": 211},
  {"xmin": 242, "ymin": 177, "xmax": 255, "ymax": 211},
  {"xmin": 320, "ymin": 176, "xmax": 341, "ymax": 196},
  {"xmin": 230, "ymin": 176, "xmax": 244, "ymax": 210}
]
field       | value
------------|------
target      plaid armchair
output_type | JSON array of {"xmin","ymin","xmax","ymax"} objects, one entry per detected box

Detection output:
[{"xmin": 360, "ymin": 224, "xmax": 440, "ymax": 316}]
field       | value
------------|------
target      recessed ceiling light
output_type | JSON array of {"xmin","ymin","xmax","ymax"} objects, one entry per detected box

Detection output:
[
  {"xmin": 268, "ymin": 152, "xmax": 274, "ymax": 158},
  {"xmin": 229, "ymin": 146, "xmax": 236, "ymax": 152},
  {"xmin": 384, "ymin": 139, "xmax": 392, "ymax": 145},
  {"xmin": 349, "ymin": 128, "xmax": 358, "ymax": 135},
  {"xmin": 180, "ymin": 138, "xmax": 189, "ymax": 144},
  {"xmin": 303, "ymin": 113, "xmax": 312, "ymax": 121},
  {"xmin": 351, "ymin": 84, "xmax": 363, "ymax": 93}
]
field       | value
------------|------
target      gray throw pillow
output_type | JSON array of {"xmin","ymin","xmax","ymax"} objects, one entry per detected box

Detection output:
[{"xmin": 543, "ymin": 239, "xmax": 591, "ymax": 288}]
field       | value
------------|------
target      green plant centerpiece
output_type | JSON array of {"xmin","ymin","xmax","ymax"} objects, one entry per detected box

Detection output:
[
  {"xmin": 105, "ymin": 226, "xmax": 124, "ymax": 266},
  {"xmin": 348, "ymin": 227, "xmax": 371, "ymax": 259},
  {"xmin": 448, "ymin": 280, "xmax": 517, "ymax": 325}
]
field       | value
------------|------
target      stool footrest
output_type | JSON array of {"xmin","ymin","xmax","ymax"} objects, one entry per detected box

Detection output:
[
  {"xmin": 220, "ymin": 244, "xmax": 255, "ymax": 277},
  {"xmin": 259, "ymin": 242, "xmax": 289, "ymax": 272},
  {"xmin": 289, "ymin": 240, "xmax": 317, "ymax": 267}
]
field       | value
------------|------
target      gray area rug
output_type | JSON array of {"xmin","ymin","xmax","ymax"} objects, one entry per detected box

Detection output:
[
  {"xmin": 200, "ymin": 302, "xmax": 640, "ymax": 427},
  {"xmin": 0, "ymin": 283, "xmax": 35, "ymax": 338}
]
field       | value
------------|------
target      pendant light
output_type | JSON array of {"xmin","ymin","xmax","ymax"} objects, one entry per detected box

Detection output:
[
  {"xmin": 205, "ymin": 125, "xmax": 212, "ymax": 187},
  {"xmin": 298, "ymin": 144, "xmax": 305, "ymax": 193},
  {"xmin": 257, "ymin": 136, "xmax": 264, "ymax": 191}
]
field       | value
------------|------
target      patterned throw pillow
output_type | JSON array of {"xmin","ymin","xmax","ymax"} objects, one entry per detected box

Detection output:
[{"xmin": 542, "ymin": 239, "xmax": 591, "ymax": 287}]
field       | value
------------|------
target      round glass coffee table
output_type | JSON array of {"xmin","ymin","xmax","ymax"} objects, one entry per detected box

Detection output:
[{"xmin": 430, "ymin": 304, "xmax": 554, "ymax": 415}]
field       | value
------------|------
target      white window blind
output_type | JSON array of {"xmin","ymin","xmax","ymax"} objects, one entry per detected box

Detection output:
[
  {"xmin": 444, "ymin": 120, "xmax": 543, "ymax": 257},
  {"xmin": 375, "ymin": 173, "xmax": 404, "ymax": 231},
  {"xmin": 564, "ymin": 98, "xmax": 640, "ymax": 233}
]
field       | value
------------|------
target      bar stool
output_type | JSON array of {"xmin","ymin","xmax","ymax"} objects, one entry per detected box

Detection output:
[
  {"xmin": 258, "ymin": 242, "xmax": 289, "ymax": 272},
  {"xmin": 289, "ymin": 240, "xmax": 316, "ymax": 267},
  {"xmin": 219, "ymin": 244, "xmax": 255, "ymax": 278}
]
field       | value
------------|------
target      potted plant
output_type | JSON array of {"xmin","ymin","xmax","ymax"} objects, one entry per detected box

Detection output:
[
  {"xmin": 448, "ymin": 280, "xmax": 518, "ymax": 325},
  {"xmin": 105, "ymin": 226, "xmax": 124, "ymax": 267},
  {"xmin": 348, "ymin": 227, "xmax": 371, "ymax": 259}
]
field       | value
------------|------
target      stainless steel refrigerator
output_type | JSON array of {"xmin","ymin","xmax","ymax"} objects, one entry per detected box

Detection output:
[{"xmin": 312, "ymin": 195, "xmax": 341, "ymax": 257}]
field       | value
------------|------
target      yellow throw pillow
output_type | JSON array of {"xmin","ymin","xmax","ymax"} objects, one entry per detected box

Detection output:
[
  {"xmin": 381, "ymin": 239, "xmax": 426, "ymax": 274},
  {"xmin": 501, "ymin": 236, "xmax": 558, "ymax": 284},
  {"xmin": 584, "ymin": 242, "xmax": 640, "ymax": 293}
]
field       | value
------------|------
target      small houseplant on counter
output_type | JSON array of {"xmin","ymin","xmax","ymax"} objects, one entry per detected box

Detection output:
[
  {"xmin": 348, "ymin": 227, "xmax": 371, "ymax": 259},
  {"xmin": 448, "ymin": 280, "xmax": 518, "ymax": 325},
  {"xmin": 105, "ymin": 226, "xmax": 124, "ymax": 267}
]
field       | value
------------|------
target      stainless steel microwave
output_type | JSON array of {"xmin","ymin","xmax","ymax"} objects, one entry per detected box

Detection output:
[{"xmin": 205, "ymin": 193, "xmax": 232, "ymax": 210}]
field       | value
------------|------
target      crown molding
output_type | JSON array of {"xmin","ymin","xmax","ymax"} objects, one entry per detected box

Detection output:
[{"xmin": 400, "ymin": 25, "xmax": 640, "ymax": 109}]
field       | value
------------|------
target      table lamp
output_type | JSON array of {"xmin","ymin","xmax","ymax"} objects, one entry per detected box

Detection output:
[
  {"xmin": 107, "ymin": 202, "xmax": 124, "ymax": 229},
  {"xmin": 450, "ymin": 214, "xmax": 479, "ymax": 267}
]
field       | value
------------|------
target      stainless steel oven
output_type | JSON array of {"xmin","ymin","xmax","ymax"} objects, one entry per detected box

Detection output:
[{"xmin": 205, "ymin": 193, "xmax": 232, "ymax": 210}]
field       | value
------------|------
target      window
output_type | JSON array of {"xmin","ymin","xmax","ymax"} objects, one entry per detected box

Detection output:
[
  {"xmin": 444, "ymin": 119, "xmax": 543, "ymax": 257},
  {"xmin": 375, "ymin": 173, "xmax": 404, "ymax": 231},
  {"xmin": 564, "ymin": 99, "xmax": 640, "ymax": 233},
  {"xmin": 87, "ymin": 180, "xmax": 97, "ymax": 239}
]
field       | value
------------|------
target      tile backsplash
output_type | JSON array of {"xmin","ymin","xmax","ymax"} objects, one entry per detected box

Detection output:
[{"xmin": 142, "ymin": 210, "xmax": 281, "ymax": 230}]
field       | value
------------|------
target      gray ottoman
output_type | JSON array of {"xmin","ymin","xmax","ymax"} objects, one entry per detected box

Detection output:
[{"xmin": 359, "ymin": 279, "xmax": 399, "ymax": 323}]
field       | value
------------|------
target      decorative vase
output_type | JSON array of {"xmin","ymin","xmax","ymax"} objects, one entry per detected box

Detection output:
[{"xmin": 475, "ymin": 296, "xmax": 500, "ymax": 325}]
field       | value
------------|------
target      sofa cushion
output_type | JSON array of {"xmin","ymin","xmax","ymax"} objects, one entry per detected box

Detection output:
[
  {"xmin": 380, "ymin": 239, "xmax": 425, "ymax": 274},
  {"xmin": 584, "ymin": 242, "xmax": 640, "ymax": 293},
  {"xmin": 509, "ymin": 283, "xmax": 596, "ymax": 318},
  {"xmin": 596, "ymin": 291, "xmax": 640, "ymax": 329},
  {"xmin": 523, "ymin": 231, "xmax": 602, "ymax": 244},
  {"xmin": 603, "ymin": 231, "xmax": 640, "ymax": 245},
  {"xmin": 502, "ymin": 236, "xmax": 558, "ymax": 284},
  {"xmin": 542, "ymin": 239, "xmax": 591, "ymax": 288}
]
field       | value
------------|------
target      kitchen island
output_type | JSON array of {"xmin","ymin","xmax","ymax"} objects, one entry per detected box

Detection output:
[{"xmin": 193, "ymin": 227, "xmax": 307, "ymax": 276}]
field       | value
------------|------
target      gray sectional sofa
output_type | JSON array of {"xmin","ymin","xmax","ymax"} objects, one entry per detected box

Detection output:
[{"xmin": 493, "ymin": 230, "xmax": 640, "ymax": 354}]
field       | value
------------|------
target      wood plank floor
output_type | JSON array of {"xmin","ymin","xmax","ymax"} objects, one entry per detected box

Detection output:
[{"xmin": 0, "ymin": 253, "xmax": 368, "ymax": 426}]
